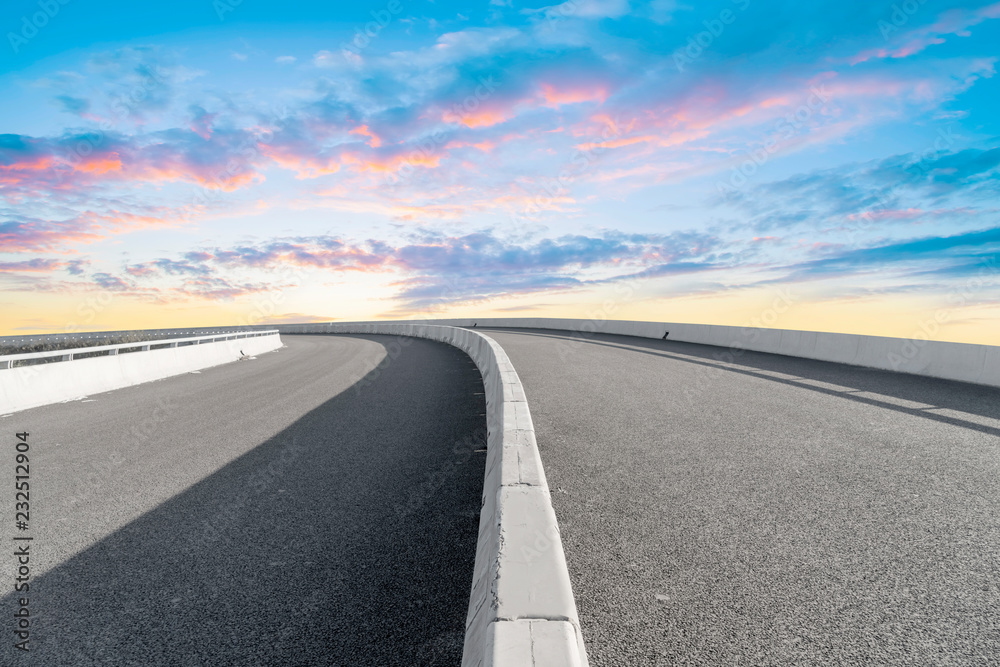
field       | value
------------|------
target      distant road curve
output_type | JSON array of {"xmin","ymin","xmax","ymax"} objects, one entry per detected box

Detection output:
[
  {"xmin": 2, "ymin": 334, "xmax": 486, "ymax": 666},
  {"xmin": 482, "ymin": 327, "xmax": 1000, "ymax": 666}
]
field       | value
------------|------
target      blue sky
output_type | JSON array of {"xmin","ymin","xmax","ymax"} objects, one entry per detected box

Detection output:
[{"xmin": 1, "ymin": 0, "xmax": 998, "ymax": 340}]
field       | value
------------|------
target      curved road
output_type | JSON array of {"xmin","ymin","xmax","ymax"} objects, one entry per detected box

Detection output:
[
  {"xmin": 2, "ymin": 334, "xmax": 486, "ymax": 666},
  {"xmin": 482, "ymin": 328, "xmax": 1000, "ymax": 666}
]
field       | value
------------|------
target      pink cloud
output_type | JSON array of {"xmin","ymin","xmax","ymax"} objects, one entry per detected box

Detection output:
[
  {"xmin": 0, "ymin": 132, "xmax": 266, "ymax": 193},
  {"xmin": 260, "ymin": 144, "xmax": 341, "ymax": 178},
  {"xmin": 0, "ymin": 219, "xmax": 103, "ymax": 253},
  {"xmin": 850, "ymin": 2, "xmax": 1000, "ymax": 64},
  {"xmin": 342, "ymin": 151, "xmax": 443, "ymax": 173},
  {"xmin": 537, "ymin": 82, "xmax": 608, "ymax": 109},
  {"xmin": 443, "ymin": 139, "xmax": 497, "ymax": 153},
  {"xmin": 442, "ymin": 107, "xmax": 514, "ymax": 128},
  {"xmin": 189, "ymin": 108, "xmax": 218, "ymax": 140},
  {"xmin": 349, "ymin": 125, "xmax": 383, "ymax": 148}
]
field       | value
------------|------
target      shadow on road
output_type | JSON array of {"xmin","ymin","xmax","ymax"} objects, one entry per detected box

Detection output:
[{"xmin": 7, "ymin": 335, "xmax": 486, "ymax": 666}]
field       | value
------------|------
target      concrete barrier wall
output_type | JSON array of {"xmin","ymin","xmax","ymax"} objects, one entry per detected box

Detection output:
[
  {"xmin": 286, "ymin": 318, "xmax": 998, "ymax": 388},
  {"xmin": 0, "ymin": 333, "xmax": 282, "ymax": 415},
  {"xmin": 278, "ymin": 323, "xmax": 588, "ymax": 667}
]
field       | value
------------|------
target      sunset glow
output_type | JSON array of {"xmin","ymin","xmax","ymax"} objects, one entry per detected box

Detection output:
[{"xmin": 1, "ymin": 0, "xmax": 998, "ymax": 341}]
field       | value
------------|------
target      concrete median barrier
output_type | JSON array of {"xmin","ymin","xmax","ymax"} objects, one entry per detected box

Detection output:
[{"xmin": 277, "ymin": 323, "xmax": 589, "ymax": 667}]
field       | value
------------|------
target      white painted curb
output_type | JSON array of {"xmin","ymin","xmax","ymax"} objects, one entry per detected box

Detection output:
[
  {"xmin": 0, "ymin": 332, "xmax": 282, "ymax": 414},
  {"xmin": 277, "ymin": 324, "xmax": 589, "ymax": 667}
]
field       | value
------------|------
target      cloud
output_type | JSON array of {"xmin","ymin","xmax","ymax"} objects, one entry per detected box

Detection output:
[
  {"xmin": 0, "ymin": 258, "xmax": 70, "ymax": 273},
  {"xmin": 534, "ymin": 0, "xmax": 632, "ymax": 20},
  {"xmin": 774, "ymin": 225, "xmax": 1000, "ymax": 284},
  {"xmin": 312, "ymin": 50, "xmax": 340, "ymax": 67},
  {"xmin": 0, "ymin": 128, "xmax": 266, "ymax": 194},
  {"xmin": 125, "ymin": 257, "xmax": 214, "ymax": 277},
  {"xmin": 0, "ymin": 216, "xmax": 103, "ymax": 253},
  {"xmin": 852, "ymin": 2, "xmax": 1000, "ymax": 64},
  {"xmin": 92, "ymin": 272, "xmax": 133, "ymax": 291},
  {"xmin": 5, "ymin": 0, "xmax": 1000, "ymax": 329},
  {"xmin": 349, "ymin": 124, "xmax": 382, "ymax": 147},
  {"xmin": 208, "ymin": 236, "xmax": 388, "ymax": 271},
  {"xmin": 77, "ymin": 47, "xmax": 203, "ymax": 124},
  {"xmin": 54, "ymin": 95, "xmax": 91, "ymax": 116},
  {"xmin": 16, "ymin": 13, "xmax": 985, "ymax": 218},
  {"xmin": 188, "ymin": 105, "xmax": 218, "ymax": 140},
  {"xmin": 109, "ymin": 229, "xmax": 723, "ymax": 311},
  {"xmin": 719, "ymin": 145, "xmax": 1000, "ymax": 230},
  {"xmin": 0, "ymin": 257, "xmax": 90, "ymax": 275},
  {"xmin": 0, "ymin": 203, "xmax": 201, "ymax": 256},
  {"xmin": 537, "ymin": 82, "xmax": 608, "ymax": 108},
  {"xmin": 172, "ymin": 276, "xmax": 275, "ymax": 301}
]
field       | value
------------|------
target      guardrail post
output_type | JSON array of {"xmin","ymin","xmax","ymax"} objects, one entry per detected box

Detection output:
[
  {"xmin": 61, "ymin": 354, "xmax": 73, "ymax": 361},
  {"xmin": 109, "ymin": 348, "xmax": 119, "ymax": 355},
  {"xmin": 0, "ymin": 360, "xmax": 10, "ymax": 370},
  {"xmin": 141, "ymin": 345, "xmax": 150, "ymax": 351},
  {"xmin": 169, "ymin": 342, "xmax": 178, "ymax": 348}
]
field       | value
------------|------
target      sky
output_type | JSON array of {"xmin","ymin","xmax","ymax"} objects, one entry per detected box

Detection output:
[{"xmin": 0, "ymin": 0, "xmax": 998, "ymax": 342}]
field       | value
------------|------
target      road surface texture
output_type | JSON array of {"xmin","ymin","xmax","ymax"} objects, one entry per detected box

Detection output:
[
  {"xmin": 1, "ymin": 334, "xmax": 486, "ymax": 666},
  {"xmin": 481, "ymin": 327, "xmax": 1000, "ymax": 667}
]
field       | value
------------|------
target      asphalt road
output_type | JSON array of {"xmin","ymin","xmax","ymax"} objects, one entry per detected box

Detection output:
[
  {"xmin": 481, "ymin": 328, "xmax": 1000, "ymax": 667},
  {"xmin": 1, "ymin": 334, "xmax": 486, "ymax": 666}
]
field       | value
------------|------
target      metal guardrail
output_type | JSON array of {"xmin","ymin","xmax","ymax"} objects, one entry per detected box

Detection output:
[
  {"xmin": 0, "ymin": 330, "xmax": 280, "ymax": 370},
  {"xmin": 0, "ymin": 326, "xmax": 277, "ymax": 348}
]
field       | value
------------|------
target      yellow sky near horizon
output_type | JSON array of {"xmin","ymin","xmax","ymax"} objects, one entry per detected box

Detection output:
[{"xmin": 2, "ymin": 285, "xmax": 996, "ymax": 346}]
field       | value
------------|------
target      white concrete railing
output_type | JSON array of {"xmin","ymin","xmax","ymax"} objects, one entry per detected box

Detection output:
[
  {"xmin": 276, "ymin": 322, "xmax": 589, "ymax": 667},
  {"xmin": 0, "ymin": 330, "xmax": 282, "ymax": 414},
  {"xmin": 429, "ymin": 318, "xmax": 1000, "ymax": 388},
  {"xmin": 0, "ymin": 330, "xmax": 279, "ymax": 370},
  {"xmin": 283, "ymin": 318, "xmax": 1000, "ymax": 389}
]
